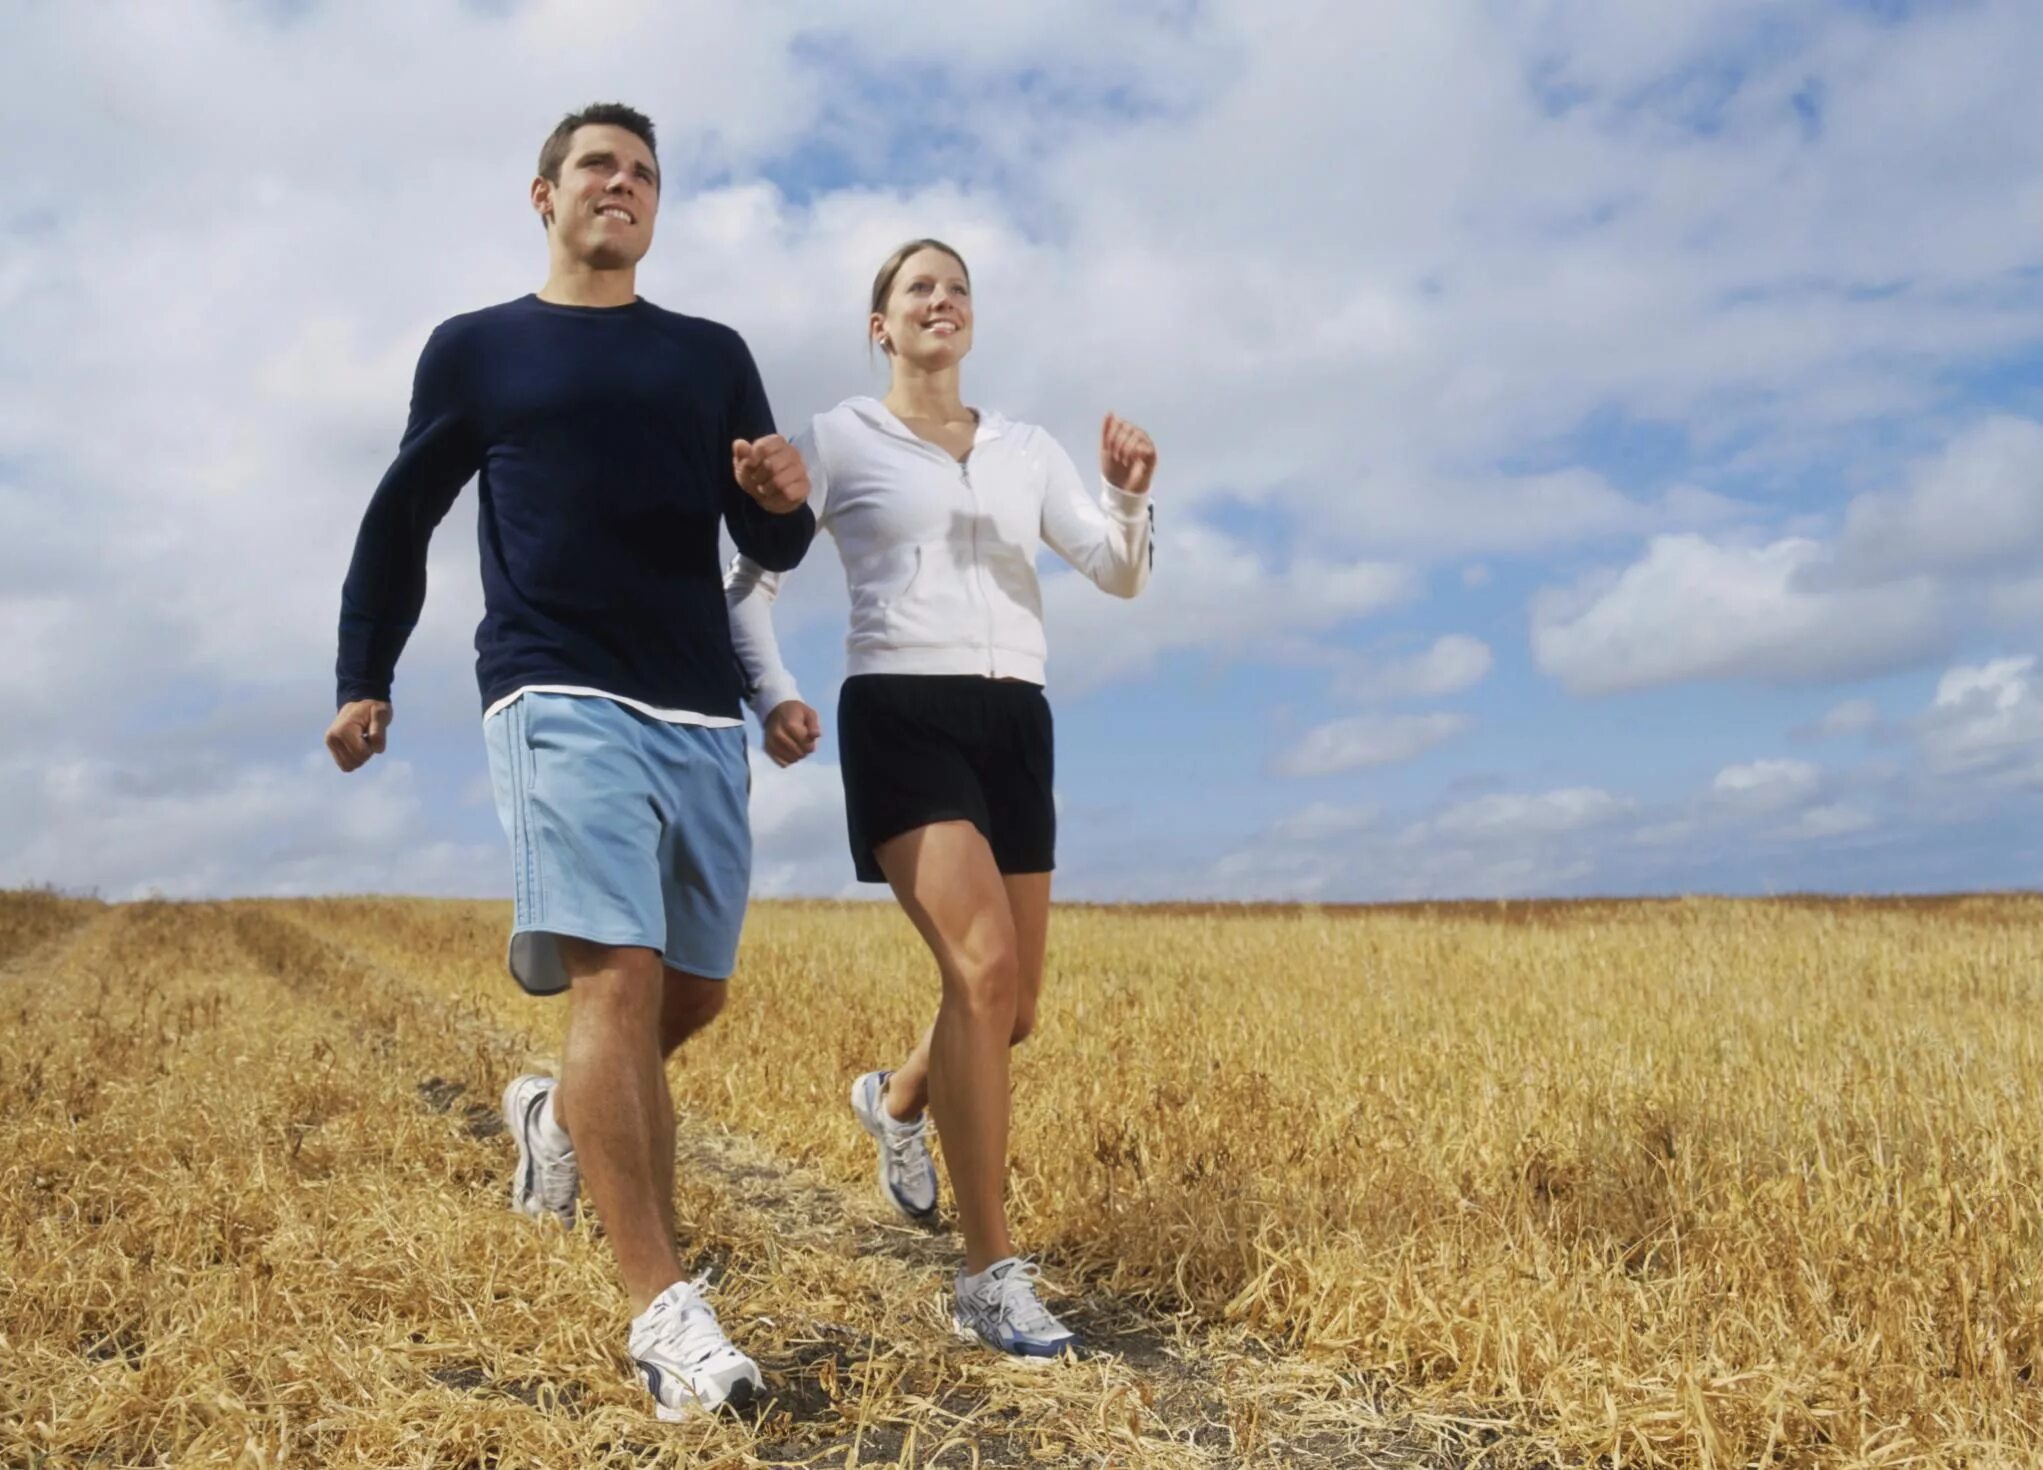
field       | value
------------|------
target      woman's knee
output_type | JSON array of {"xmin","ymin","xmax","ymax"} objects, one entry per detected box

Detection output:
[
  {"xmin": 1008, "ymin": 995, "xmax": 1037, "ymax": 1047},
  {"xmin": 944, "ymin": 945, "xmax": 1021, "ymax": 1023}
]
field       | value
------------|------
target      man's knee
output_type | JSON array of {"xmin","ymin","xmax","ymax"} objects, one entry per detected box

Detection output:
[
  {"xmin": 659, "ymin": 973, "xmax": 727, "ymax": 1056},
  {"xmin": 564, "ymin": 943, "xmax": 666, "ymax": 1025}
]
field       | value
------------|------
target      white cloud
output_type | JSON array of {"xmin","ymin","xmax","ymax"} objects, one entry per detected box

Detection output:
[
  {"xmin": 1778, "ymin": 803, "xmax": 1876, "ymax": 842},
  {"xmin": 1424, "ymin": 787, "xmax": 1635, "ymax": 841},
  {"xmin": 1713, "ymin": 758, "xmax": 1823, "ymax": 813},
  {"xmin": 1042, "ymin": 521, "xmax": 1414, "ymax": 691},
  {"xmin": 1205, "ymin": 786, "xmax": 1621, "ymax": 901},
  {"xmin": 1632, "ymin": 819, "xmax": 1696, "ymax": 848},
  {"xmin": 1804, "ymin": 698, "xmax": 1880, "ymax": 740},
  {"xmin": 1336, "ymin": 635, "xmax": 1494, "ymax": 702},
  {"xmin": 1206, "ymin": 842, "xmax": 1346, "ymax": 899},
  {"xmin": 1831, "ymin": 416, "xmax": 2043, "ymax": 584},
  {"xmin": 1531, "ymin": 534, "xmax": 1947, "ymax": 694},
  {"xmin": 1918, "ymin": 656, "xmax": 2043, "ymax": 785},
  {"xmin": 1308, "ymin": 469, "xmax": 1746, "ymax": 558},
  {"xmin": 746, "ymin": 750, "xmax": 855, "ymax": 896},
  {"xmin": 9, "ymin": 3, "xmax": 2043, "ymax": 897},
  {"xmin": 1933, "ymin": 656, "xmax": 2033, "ymax": 716},
  {"xmin": 1396, "ymin": 850, "xmax": 1597, "ymax": 898},
  {"xmin": 1989, "ymin": 575, "xmax": 2043, "ymax": 627},
  {"xmin": 1276, "ymin": 713, "xmax": 1471, "ymax": 777},
  {"xmin": 1267, "ymin": 802, "xmax": 1377, "ymax": 842},
  {"xmin": 0, "ymin": 751, "xmax": 498, "ymax": 900},
  {"xmin": 1532, "ymin": 415, "xmax": 2043, "ymax": 700},
  {"xmin": 1045, "ymin": 3, "xmax": 2043, "ymax": 532}
]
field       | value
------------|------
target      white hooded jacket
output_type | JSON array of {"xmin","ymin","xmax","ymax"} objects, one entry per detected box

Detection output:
[{"xmin": 724, "ymin": 396, "xmax": 1152, "ymax": 716}]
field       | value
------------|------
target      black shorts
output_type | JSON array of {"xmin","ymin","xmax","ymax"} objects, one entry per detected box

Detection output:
[{"xmin": 837, "ymin": 673, "xmax": 1056, "ymax": 884}]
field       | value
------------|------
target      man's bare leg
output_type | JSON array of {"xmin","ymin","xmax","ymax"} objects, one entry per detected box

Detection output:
[
  {"xmin": 650, "ymin": 969, "xmax": 727, "ymax": 1248},
  {"xmin": 549, "ymin": 937, "xmax": 680, "ymax": 1316}
]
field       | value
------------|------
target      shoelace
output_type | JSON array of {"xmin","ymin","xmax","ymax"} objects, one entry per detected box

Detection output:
[
  {"xmin": 652, "ymin": 1276, "xmax": 736, "ymax": 1371},
  {"xmin": 984, "ymin": 1261, "xmax": 1065, "ymax": 1338},
  {"xmin": 520, "ymin": 1087, "xmax": 578, "ymax": 1202},
  {"xmin": 882, "ymin": 1115, "xmax": 927, "ymax": 1166},
  {"xmin": 536, "ymin": 1161, "xmax": 577, "ymax": 1207}
]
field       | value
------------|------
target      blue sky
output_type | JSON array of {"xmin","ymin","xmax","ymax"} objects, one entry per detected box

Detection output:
[{"xmin": 5, "ymin": 0, "xmax": 2043, "ymax": 901}]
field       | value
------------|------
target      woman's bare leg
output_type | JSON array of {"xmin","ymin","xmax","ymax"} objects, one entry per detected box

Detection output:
[
  {"xmin": 875, "ymin": 822, "xmax": 1023, "ymax": 1273},
  {"xmin": 883, "ymin": 870, "xmax": 1050, "ymax": 1122}
]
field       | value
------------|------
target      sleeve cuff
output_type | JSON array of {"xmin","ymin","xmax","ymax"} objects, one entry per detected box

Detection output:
[
  {"xmin": 750, "ymin": 672, "xmax": 804, "ymax": 721},
  {"xmin": 1101, "ymin": 480, "xmax": 1150, "ymax": 522}
]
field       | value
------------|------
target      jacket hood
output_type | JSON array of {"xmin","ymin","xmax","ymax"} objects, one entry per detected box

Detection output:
[{"xmin": 834, "ymin": 395, "xmax": 1015, "ymax": 444}]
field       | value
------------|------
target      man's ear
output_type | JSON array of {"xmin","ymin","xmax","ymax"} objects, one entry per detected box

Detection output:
[{"xmin": 530, "ymin": 175, "xmax": 554, "ymax": 229}]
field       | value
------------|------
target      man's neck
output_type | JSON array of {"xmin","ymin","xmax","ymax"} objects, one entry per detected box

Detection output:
[
  {"xmin": 537, "ymin": 256, "xmax": 639, "ymax": 309},
  {"xmin": 884, "ymin": 364, "xmax": 969, "ymax": 424}
]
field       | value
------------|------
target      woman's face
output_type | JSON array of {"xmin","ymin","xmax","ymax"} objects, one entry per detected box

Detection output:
[{"xmin": 874, "ymin": 248, "xmax": 973, "ymax": 370}]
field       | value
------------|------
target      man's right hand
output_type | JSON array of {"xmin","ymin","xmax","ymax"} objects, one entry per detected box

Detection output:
[
  {"xmin": 326, "ymin": 699, "xmax": 393, "ymax": 772},
  {"xmin": 763, "ymin": 700, "xmax": 820, "ymax": 767}
]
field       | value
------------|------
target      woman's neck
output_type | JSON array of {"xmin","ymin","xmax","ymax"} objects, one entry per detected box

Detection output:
[{"xmin": 883, "ymin": 361, "xmax": 969, "ymax": 423}]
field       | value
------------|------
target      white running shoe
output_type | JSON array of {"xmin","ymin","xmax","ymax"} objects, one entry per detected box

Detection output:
[
  {"xmin": 628, "ymin": 1277, "xmax": 765, "ymax": 1420},
  {"xmin": 502, "ymin": 1074, "xmax": 579, "ymax": 1228},
  {"xmin": 850, "ymin": 1070, "xmax": 938, "ymax": 1222},
  {"xmin": 951, "ymin": 1257, "xmax": 1080, "ymax": 1360}
]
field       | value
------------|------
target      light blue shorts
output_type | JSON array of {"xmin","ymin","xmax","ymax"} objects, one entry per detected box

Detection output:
[{"xmin": 483, "ymin": 692, "xmax": 752, "ymax": 995}]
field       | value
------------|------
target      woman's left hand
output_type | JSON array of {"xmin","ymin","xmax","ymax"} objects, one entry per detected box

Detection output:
[{"xmin": 1100, "ymin": 413, "xmax": 1157, "ymax": 496}]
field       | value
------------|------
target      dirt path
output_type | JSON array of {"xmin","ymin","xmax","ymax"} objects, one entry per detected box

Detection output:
[
  {"xmin": 252, "ymin": 905, "xmax": 1511, "ymax": 1469},
  {"xmin": 5, "ymin": 901, "xmax": 1529, "ymax": 1469}
]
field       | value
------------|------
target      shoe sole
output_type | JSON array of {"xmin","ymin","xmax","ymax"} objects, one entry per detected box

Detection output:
[
  {"xmin": 949, "ymin": 1314, "xmax": 1075, "ymax": 1363},
  {"xmin": 503, "ymin": 1076, "xmax": 539, "ymax": 1217},
  {"xmin": 850, "ymin": 1075, "xmax": 938, "ymax": 1224},
  {"xmin": 650, "ymin": 1369, "xmax": 763, "ymax": 1421},
  {"xmin": 502, "ymin": 1076, "xmax": 568, "ymax": 1226}
]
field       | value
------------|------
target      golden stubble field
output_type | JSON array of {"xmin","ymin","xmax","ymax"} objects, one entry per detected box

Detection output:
[{"xmin": 3, "ymin": 888, "xmax": 2041, "ymax": 1468}]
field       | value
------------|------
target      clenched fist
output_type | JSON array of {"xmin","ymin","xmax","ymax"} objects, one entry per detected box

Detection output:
[
  {"xmin": 1100, "ymin": 413, "xmax": 1157, "ymax": 496},
  {"xmin": 326, "ymin": 698, "xmax": 392, "ymax": 773},
  {"xmin": 763, "ymin": 699, "xmax": 820, "ymax": 767},
  {"xmin": 733, "ymin": 434, "xmax": 811, "ymax": 514}
]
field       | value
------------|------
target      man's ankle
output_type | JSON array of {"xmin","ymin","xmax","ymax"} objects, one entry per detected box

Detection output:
[{"xmin": 628, "ymin": 1270, "xmax": 688, "ymax": 1321}]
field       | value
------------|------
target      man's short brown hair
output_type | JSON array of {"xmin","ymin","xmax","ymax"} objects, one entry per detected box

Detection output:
[{"xmin": 537, "ymin": 103, "xmax": 658, "ymax": 186}]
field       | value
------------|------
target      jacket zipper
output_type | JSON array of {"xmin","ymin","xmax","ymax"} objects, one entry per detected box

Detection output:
[
  {"xmin": 959, "ymin": 458, "xmax": 998, "ymax": 675},
  {"xmin": 888, "ymin": 412, "xmax": 1002, "ymax": 676}
]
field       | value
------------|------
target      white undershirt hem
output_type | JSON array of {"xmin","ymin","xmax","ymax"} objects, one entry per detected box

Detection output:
[{"xmin": 481, "ymin": 684, "xmax": 743, "ymax": 728}]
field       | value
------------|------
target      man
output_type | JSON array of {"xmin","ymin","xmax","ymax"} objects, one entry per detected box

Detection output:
[{"xmin": 326, "ymin": 102, "xmax": 812, "ymax": 1421}]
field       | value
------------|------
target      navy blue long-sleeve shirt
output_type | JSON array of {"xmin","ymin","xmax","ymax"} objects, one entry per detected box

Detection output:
[{"xmin": 335, "ymin": 294, "xmax": 815, "ymax": 717}]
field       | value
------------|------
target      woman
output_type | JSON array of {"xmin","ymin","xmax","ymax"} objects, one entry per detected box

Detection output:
[{"xmin": 724, "ymin": 239, "xmax": 1156, "ymax": 1358}]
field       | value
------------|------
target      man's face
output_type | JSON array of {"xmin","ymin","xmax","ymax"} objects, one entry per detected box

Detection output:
[{"xmin": 533, "ymin": 124, "xmax": 659, "ymax": 268}]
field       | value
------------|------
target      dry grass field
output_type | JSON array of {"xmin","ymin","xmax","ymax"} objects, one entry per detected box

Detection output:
[{"xmin": 4, "ymin": 888, "xmax": 2042, "ymax": 1467}]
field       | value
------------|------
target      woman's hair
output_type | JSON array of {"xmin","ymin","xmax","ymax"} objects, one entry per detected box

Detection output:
[{"xmin": 869, "ymin": 238, "xmax": 970, "ymax": 357}]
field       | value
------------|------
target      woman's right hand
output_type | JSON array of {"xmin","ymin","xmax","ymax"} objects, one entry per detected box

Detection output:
[{"xmin": 764, "ymin": 700, "xmax": 822, "ymax": 767}]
